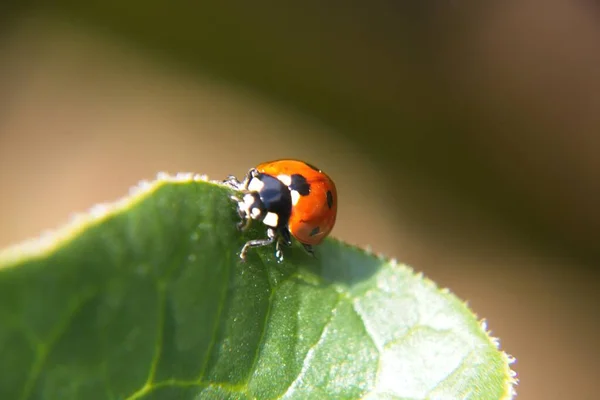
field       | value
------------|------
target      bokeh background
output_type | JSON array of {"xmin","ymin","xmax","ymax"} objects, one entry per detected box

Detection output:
[{"xmin": 1, "ymin": 2, "xmax": 598, "ymax": 399}]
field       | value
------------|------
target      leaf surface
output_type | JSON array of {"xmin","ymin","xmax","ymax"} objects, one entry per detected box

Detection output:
[{"xmin": 0, "ymin": 175, "xmax": 515, "ymax": 400}]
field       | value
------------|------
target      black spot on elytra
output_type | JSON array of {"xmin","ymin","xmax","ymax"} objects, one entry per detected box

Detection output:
[
  {"xmin": 290, "ymin": 174, "xmax": 311, "ymax": 196},
  {"xmin": 326, "ymin": 190, "xmax": 333, "ymax": 209},
  {"xmin": 309, "ymin": 226, "xmax": 320, "ymax": 236}
]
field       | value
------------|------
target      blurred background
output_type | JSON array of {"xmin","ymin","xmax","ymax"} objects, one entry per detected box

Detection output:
[{"xmin": 1, "ymin": 1, "xmax": 598, "ymax": 399}]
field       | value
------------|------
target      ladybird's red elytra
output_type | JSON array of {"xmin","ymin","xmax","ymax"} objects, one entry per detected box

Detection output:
[{"xmin": 224, "ymin": 159, "xmax": 338, "ymax": 262}]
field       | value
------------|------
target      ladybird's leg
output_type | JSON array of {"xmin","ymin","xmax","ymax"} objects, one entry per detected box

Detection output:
[
  {"xmin": 235, "ymin": 192, "xmax": 259, "ymax": 231},
  {"xmin": 223, "ymin": 175, "xmax": 242, "ymax": 189},
  {"xmin": 225, "ymin": 192, "xmax": 247, "ymax": 230},
  {"xmin": 234, "ymin": 198, "xmax": 253, "ymax": 231},
  {"xmin": 275, "ymin": 238, "xmax": 285, "ymax": 263},
  {"xmin": 302, "ymin": 243, "xmax": 316, "ymax": 258},
  {"xmin": 239, "ymin": 237, "xmax": 274, "ymax": 261},
  {"xmin": 239, "ymin": 168, "xmax": 259, "ymax": 190},
  {"xmin": 279, "ymin": 228, "xmax": 292, "ymax": 247},
  {"xmin": 228, "ymin": 168, "xmax": 260, "ymax": 226},
  {"xmin": 223, "ymin": 167, "xmax": 258, "ymax": 190},
  {"xmin": 270, "ymin": 226, "xmax": 293, "ymax": 262},
  {"xmin": 239, "ymin": 228, "xmax": 276, "ymax": 261},
  {"xmin": 237, "ymin": 211, "xmax": 252, "ymax": 231}
]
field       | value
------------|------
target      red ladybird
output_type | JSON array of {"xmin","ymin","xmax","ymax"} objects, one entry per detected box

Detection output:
[{"xmin": 224, "ymin": 159, "xmax": 337, "ymax": 261}]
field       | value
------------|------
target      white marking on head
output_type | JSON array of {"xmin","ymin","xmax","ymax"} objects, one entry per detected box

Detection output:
[
  {"xmin": 291, "ymin": 190, "xmax": 301, "ymax": 206},
  {"xmin": 277, "ymin": 174, "xmax": 292, "ymax": 186},
  {"xmin": 251, "ymin": 207, "xmax": 262, "ymax": 219},
  {"xmin": 248, "ymin": 177, "xmax": 265, "ymax": 192},
  {"xmin": 262, "ymin": 212, "xmax": 279, "ymax": 227}
]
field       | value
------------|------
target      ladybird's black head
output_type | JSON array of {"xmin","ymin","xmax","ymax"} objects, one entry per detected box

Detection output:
[{"xmin": 253, "ymin": 173, "xmax": 292, "ymax": 229}]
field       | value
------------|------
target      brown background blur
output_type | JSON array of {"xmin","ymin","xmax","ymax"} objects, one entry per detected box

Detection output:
[{"xmin": 1, "ymin": 2, "xmax": 598, "ymax": 399}]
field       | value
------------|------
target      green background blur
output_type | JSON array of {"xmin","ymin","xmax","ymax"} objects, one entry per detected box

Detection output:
[{"xmin": 1, "ymin": 2, "xmax": 598, "ymax": 399}]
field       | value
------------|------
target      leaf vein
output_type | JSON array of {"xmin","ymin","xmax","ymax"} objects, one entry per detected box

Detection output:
[
  {"xmin": 245, "ymin": 253, "xmax": 275, "ymax": 386},
  {"xmin": 20, "ymin": 287, "xmax": 98, "ymax": 400},
  {"xmin": 425, "ymin": 350, "xmax": 474, "ymax": 398},
  {"xmin": 277, "ymin": 294, "xmax": 343, "ymax": 399},
  {"xmin": 197, "ymin": 224, "xmax": 235, "ymax": 381}
]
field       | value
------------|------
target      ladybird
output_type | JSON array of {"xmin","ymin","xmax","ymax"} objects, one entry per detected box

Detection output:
[{"xmin": 224, "ymin": 159, "xmax": 337, "ymax": 262}]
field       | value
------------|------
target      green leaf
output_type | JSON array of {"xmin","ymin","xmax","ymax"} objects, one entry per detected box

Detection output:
[{"xmin": 0, "ymin": 174, "xmax": 516, "ymax": 400}]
